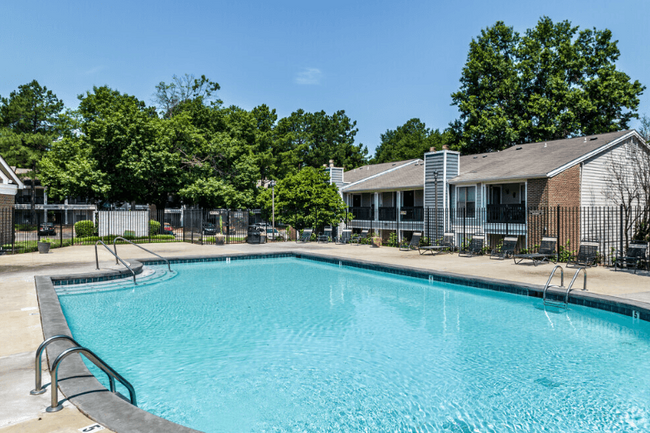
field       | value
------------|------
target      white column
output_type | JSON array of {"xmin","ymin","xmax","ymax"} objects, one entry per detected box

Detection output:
[
  {"xmin": 43, "ymin": 190, "xmax": 48, "ymax": 223},
  {"xmin": 396, "ymin": 191, "xmax": 402, "ymax": 242},
  {"xmin": 374, "ymin": 192, "xmax": 379, "ymax": 222},
  {"xmin": 64, "ymin": 198, "xmax": 69, "ymax": 225}
]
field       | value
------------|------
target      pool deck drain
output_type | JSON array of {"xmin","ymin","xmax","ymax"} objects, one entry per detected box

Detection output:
[{"xmin": 1, "ymin": 241, "xmax": 649, "ymax": 432}]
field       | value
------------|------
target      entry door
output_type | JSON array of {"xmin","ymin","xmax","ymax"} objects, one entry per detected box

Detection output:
[
  {"xmin": 403, "ymin": 191, "xmax": 414, "ymax": 208},
  {"xmin": 352, "ymin": 195, "xmax": 361, "ymax": 207},
  {"xmin": 491, "ymin": 186, "xmax": 501, "ymax": 205}
]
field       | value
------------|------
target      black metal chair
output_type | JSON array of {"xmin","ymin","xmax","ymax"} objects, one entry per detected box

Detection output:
[
  {"xmin": 514, "ymin": 237, "xmax": 557, "ymax": 266},
  {"xmin": 399, "ymin": 232, "xmax": 421, "ymax": 251},
  {"xmin": 459, "ymin": 234, "xmax": 485, "ymax": 257},
  {"xmin": 318, "ymin": 228, "xmax": 332, "ymax": 243},
  {"xmin": 615, "ymin": 242, "xmax": 648, "ymax": 274},
  {"xmin": 567, "ymin": 241, "xmax": 599, "ymax": 268},
  {"xmin": 336, "ymin": 229, "xmax": 352, "ymax": 244},
  {"xmin": 297, "ymin": 229, "xmax": 313, "ymax": 243},
  {"xmin": 490, "ymin": 236, "xmax": 518, "ymax": 260},
  {"xmin": 351, "ymin": 229, "xmax": 369, "ymax": 245},
  {"xmin": 419, "ymin": 232, "xmax": 455, "ymax": 255}
]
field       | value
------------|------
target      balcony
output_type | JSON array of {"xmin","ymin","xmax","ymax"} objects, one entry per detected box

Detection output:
[
  {"xmin": 486, "ymin": 204, "xmax": 526, "ymax": 224},
  {"xmin": 348, "ymin": 206, "xmax": 373, "ymax": 221},
  {"xmin": 400, "ymin": 207, "xmax": 424, "ymax": 222},
  {"xmin": 16, "ymin": 196, "xmax": 45, "ymax": 204},
  {"xmin": 378, "ymin": 207, "xmax": 396, "ymax": 221}
]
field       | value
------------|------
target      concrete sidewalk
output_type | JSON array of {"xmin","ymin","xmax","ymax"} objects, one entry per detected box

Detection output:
[{"xmin": 1, "ymin": 241, "xmax": 649, "ymax": 432}]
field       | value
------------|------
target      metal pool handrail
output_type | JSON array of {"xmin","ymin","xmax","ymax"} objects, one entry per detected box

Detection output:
[
  {"xmin": 112, "ymin": 236, "xmax": 171, "ymax": 271},
  {"xmin": 31, "ymin": 335, "xmax": 82, "ymax": 395},
  {"xmin": 47, "ymin": 346, "xmax": 137, "ymax": 412},
  {"xmin": 95, "ymin": 240, "xmax": 137, "ymax": 284}
]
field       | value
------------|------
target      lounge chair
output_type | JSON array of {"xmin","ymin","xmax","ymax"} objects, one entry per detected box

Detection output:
[
  {"xmin": 490, "ymin": 236, "xmax": 518, "ymax": 260},
  {"xmin": 459, "ymin": 235, "xmax": 485, "ymax": 257},
  {"xmin": 351, "ymin": 229, "xmax": 369, "ymax": 245},
  {"xmin": 336, "ymin": 229, "xmax": 352, "ymax": 244},
  {"xmin": 419, "ymin": 232, "xmax": 455, "ymax": 255},
  {"xmin": 297, "ymin": 229, "xmax": 313, "ymax": 243},
  {"xmin": 566, "ymin": 241, "xmax": 599, "ymax": 268},
  {"xmin": 318, "ymin": 228, "xmax": 332, "ymax": 243},
  {"xmin": 615, "ymin": 242, "xmax": 648, "ymax": 274},
  {"xmin": 399, "ymin": 232, "xmax": 422, "ymax": 251},
  {"xmin": 514, "ymin": 237, "xmax": 557, "ymax": 266}
]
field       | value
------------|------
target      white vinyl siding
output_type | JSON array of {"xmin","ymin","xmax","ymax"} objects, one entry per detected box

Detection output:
[{"xmin": 581, "ymin": 139, "xmax": 633, "ymax": 207}]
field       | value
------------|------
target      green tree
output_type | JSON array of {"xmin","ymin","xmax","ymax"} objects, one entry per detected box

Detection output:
[
  {"xmin": 451, "ymin": 17, "xmax": 645, "ymax": 154},
  {"xmin": 153, "ymin": 74, "xmax": 221, "ymax": 118},
  {"xmin": 372, "ymin": 118, "xmax": 449, "ymax": 163},
  {"xmin": 257, "ymin": 167, "xmax": 347, "ymax": 231},
  {"xmin": 0, "ymin": 80, "xmax": 65, "ymax": 220}
]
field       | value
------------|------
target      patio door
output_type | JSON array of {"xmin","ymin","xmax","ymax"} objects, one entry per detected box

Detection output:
[{"xmin": 490, "ymin": 186, "xmax": 501, "ymax": 205}]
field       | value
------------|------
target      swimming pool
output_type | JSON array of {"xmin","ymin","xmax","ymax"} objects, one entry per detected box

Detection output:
[{"xmin": 57, "ymin": 256, "xmax": 650, "ymax": 432}]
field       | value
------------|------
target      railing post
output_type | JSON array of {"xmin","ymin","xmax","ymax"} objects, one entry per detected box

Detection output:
[
  {"xmin": 557, "ymin": 205, "xmax": 561, "ymax": 259},
  {"xmin": 620, "ymin": 204, "xmax": 624, "ymax": 256}
]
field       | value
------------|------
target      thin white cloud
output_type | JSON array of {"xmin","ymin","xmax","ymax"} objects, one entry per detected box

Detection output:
[
  {"xmin": 295, "ymin": 68, "xmax": 322, "ymax": 85},
  {"xmin": 83, "ymin": 65, "xmax": 105, "ymax": 75}
]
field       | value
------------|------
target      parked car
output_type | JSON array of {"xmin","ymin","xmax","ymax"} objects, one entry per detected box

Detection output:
[
  {"xmin": 163, "ymin": 223, "xmax": 174, "ymax": 235},
  {"xmin": 265, "ymin": 227, "xmax": 287, "ymax": 240},
  {"xmin": 202, "ymin": 223, "xmax": 217, "ymax": 235},
  {"xmin": 38, "ymin": 222, "xmax": 56, "ymax": 236}
]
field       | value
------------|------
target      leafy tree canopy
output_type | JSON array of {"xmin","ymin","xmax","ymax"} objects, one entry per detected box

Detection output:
[
  {"xmin": 372, "ymin": 118, "xmax": 450, "ymax": 163},
  {"xmin": 450, "ymin": 17, "xmax": 645, "ymax": 154},
  {"xmin": 153, "ymin": 74, "xmax": 221, "ymax": 118},
  {"xmin": 257, "ymin": 167, "xmax": 347, "ymax": 231},
  {"xmin": 0, "ymin": 80, "xmax": 64, "ymax": 168}
]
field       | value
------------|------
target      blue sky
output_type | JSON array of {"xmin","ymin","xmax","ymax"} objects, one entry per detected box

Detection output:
[{"xmin": 2, "ymin": 0, "xmax": 648, "ymax": 155}]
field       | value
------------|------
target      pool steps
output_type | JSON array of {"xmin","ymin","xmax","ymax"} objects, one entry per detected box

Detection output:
[
  {"xmin": 31, "ymin": 335, "xmax": 137, "ymax": 413},
  {"xmin": 543, "ymin": 265, "xmax": 587, "ymax": 309}
]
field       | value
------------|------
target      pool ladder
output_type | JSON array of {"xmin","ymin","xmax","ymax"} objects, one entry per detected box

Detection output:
[
  {"xmin": 543, "ymin": 265, "xmax": 587, "ymax": 308},
  {"xmin": 31, "ymin": 335, "xmax": 137, "ymax": 412},
  {"xmin": 94, "ymin": 237, "xmax": 172, "ymax": 285}
]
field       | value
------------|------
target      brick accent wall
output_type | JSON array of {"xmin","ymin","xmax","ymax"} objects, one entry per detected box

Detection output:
[
  {"xmin": 526, "ymin": 165, "xmax": 582, "ymax": 250},
  {"xmin": 547, "ymin": 164, "xmax": 581, "ymax": 207},
  {"xmin": 0, "ymin": 193, "xmax": 15, "ymax": 209},
  {"xmin": 527, "ymin": 178, "xmax": 549, "ymax": 208}
]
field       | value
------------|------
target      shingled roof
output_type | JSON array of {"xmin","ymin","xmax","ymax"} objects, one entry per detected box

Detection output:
[
  {"xmin": 450, "ymin": 130, "xmax": 635, "ymax": 184},
  {"xmin": 338, "ymin": 130, "xmax": 640, "ymax": 192},
  {"xmin": 342, "ymin": 160, "xmax": 424, "ymax": 192},
  {"xmin": 343, "ymin": 159, "xmax": 418, "ymax": 184}
]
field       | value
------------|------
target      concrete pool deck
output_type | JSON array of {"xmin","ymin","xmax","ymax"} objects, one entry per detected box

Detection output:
[{"xmin": 2, "ymin": 241, "xmax": 649, "ymax": 432}]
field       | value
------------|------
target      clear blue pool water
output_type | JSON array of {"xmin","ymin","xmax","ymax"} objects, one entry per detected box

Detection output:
[{"xmin": 59, "ymin": 257, "xmax": 650, "ymax": 432}]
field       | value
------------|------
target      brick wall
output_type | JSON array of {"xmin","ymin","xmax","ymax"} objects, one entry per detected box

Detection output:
[
  {"xmin": 0, "ymin": 193, "xmax": 15, "ymax": 209},
  {"xmin": 547, "ymin": 164, "xmax": 581, "ymax": 207},
  {"xmin": 527, "ymin": 178, "xmax": 548, "ymax": 208},
  {"xmin": 526, "ymin": 165, "xmax": 582, "ymax": 251}
]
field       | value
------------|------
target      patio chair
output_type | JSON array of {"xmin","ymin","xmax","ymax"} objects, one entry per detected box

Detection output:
[
  {"xmin": 490, "ymin": 236, "xmax": 518, "ymax": 260},
  {"xmin": 297, "ymin": 229, "xmax": 313, "ymax": 243},
  {"xmin": 351, "ymin": 229, "xmax": 369, "ymax": 245},
  {"xmin": 335, "ymin": 229, "xmax": 352, "ymax": 244},
  {"xmin": 459, "ymin": 235, "xmax": 485, "ymax": 257},
  {"xmin": 318, "ymin": 228, "xmax": 332, "ymax": 243},
  {"xmin": 615, "ymin": 241, "xmax": 648, "ymax": 274},
  {"xmin": 514, "ymin": 237, "xmax": 557, "ymax": 266},
  {"xmin": 399, "ymin": 232, "xmax": 422, "ymax": 251},
  {"xmin": 418, "ymin": 232, "xmax": 455, "ymax": 255},
  {"xmin": 566, "ymin": 241, "xmax": 599, "ymax": 268}
]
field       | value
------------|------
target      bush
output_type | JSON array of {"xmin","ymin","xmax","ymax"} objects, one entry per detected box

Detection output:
[
  {"xmin": 74, "ymin": 220, "xmax": 95, "ymax": 237},
  {"xmin": 149, "ymin": 220, "xmax": 161, "ymax": 234}
]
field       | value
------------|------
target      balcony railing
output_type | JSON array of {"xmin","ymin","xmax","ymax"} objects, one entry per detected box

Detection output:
[
  {"xmin": 486, "ymin": 204, "xmax": 526, "ymax": 224},
  {"xmin": 348, "ymin": 206, "xmax": 373, "ymax": 221},
  {"xmin": 400, "ymin": 207, "xmax": 424, "ymax": 222},
  {"xmin": 378, "ymin": 207, "xmax": 396, "ymax": 221},
  {"xmin": 16, "ymin": 196, "xmax": 45, "ymax": 204}
]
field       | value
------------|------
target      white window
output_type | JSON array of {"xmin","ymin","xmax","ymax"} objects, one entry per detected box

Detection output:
[{"xmin": 457, "ymin": 186, "xmax": 476, "ymax": 218}]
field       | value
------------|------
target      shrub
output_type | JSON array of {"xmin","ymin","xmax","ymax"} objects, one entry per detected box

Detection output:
[
  {"xmin": 149, "ymin": 220, "xmax": 161, "ymax": 234},
  {"xmin": 74, "ymin": 220, "xmax": 95, "ymax": 237},
  {"xmin": 387, "ymin": 232, "xmax": 398, "ymax": 247}
]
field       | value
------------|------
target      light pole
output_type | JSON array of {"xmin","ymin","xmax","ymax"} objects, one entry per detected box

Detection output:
[{"xmin": 270, "ymin": 180, "xmax": 276, "ymax": 238}]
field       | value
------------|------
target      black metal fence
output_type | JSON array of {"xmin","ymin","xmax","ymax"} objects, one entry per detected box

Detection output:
[
  {"xmin": 345, "ymin": 205, "xmax": 650, "ymax": 266},
  {"xmin": 0, "ymin": 207, "xmax": 294, "ymax": 254}
]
